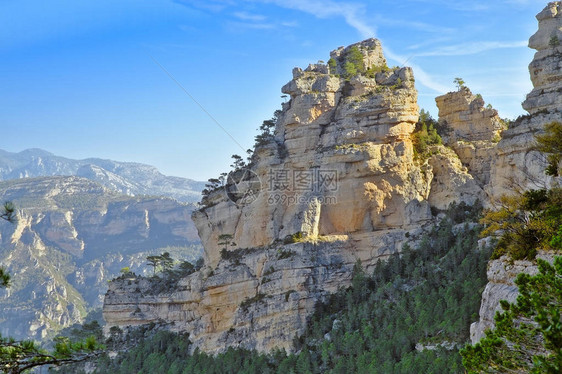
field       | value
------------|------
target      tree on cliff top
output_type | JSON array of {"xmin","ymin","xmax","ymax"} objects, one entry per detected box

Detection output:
[{"xmin": 454, "ymin": 77, "xmax": 465, "ymax": 91}]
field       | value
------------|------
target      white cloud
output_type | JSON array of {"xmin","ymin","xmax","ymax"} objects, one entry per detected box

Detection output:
[
  {"xmin": 228, "ymin": 21, "xmax": 275, "ymax": 30},
  {"xmin": 173, "ymin": 0, "xmax": 235, "ymax": 12},
  {"xmin": 253, "ymin": 0, "xmax": 375, "ymax": 38},
  {"xmin": 383, "ymin": 46, "xmax": 450, "ymax": 94},
  {"xmin": 405, "ymin": 0, "xmax": 490, "ymax": 12},
  {"xmin": 415, "ymin": 40, "xmax": 528, "ymax": 56},
  {"xmin": 374, "ymin": 17, "xmax": 455, "ymax": 34},
  {"xmin": 233, "ymin": 11, "xmax": 267, "ymax": 22},
  {"xmin": 406, "ymin": 36, "xmax": 455, "ymax": 51}
]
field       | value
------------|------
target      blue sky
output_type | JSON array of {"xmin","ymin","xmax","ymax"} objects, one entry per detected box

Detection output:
[{"xmin": 0, "ymin": 0, "xmax": 546, "ymax": 181}]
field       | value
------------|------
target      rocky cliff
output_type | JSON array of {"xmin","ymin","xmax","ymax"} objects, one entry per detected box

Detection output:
[
  {"xmin": 0, "ymin": 176, "xmax": 202, "ymax": 340},
  {"xmin": 469, "ymin": 252, "xmax": 556, "ymax": 344},
  {"xmin": 435, "ymin": 86, "xmax": 505, "ymax": 189},
  {"xmin": 486, "ymin": 2, "xmax": 562, "ymax": 199},
  {"xmin": 469, "ymin": 1, "xmax": 562, "ymax": 343},
  {"xmin": 193, "ymin": 39, "xmax": 435, "ymax": 269},
  {"xmin": 104, "ymin": 39, "xmax": 491, "ymax": 353},
  {"xmin": 0, "ymin": 148, "xmax": 205, "ymax": 203},
  {"xmin": 103, "ymin": 3, "xmax": 562, "ymax": 354}
]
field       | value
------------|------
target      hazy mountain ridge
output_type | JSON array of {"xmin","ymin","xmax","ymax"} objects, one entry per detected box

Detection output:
[
  {"xmin": 0, "ymin": 176, "xmax": 203, "ymax": 340},
  {"xmin": 0, "ymin": 148, "xmax": 205, "ymax": 203}
]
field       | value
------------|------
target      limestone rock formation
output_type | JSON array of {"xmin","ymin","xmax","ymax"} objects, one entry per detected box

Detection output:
[
  {"xmin": 194, "ymin": 38, "xmax": 431, "ymax": 270},
  {"xmin": 487, "ymin": 2, "xmax": 562, "ymax": 199},
  {"xmin": 526, "ymin": 1, "xmax": 562, "ymax": 115},
  {"xmin": 435, "ymin": 87, "xmax": 504, "ymax": 189},
  {"xmin": 105, "ymin": 240, "xmax": 366, "ymax": 353},
  {"xmin": 436, "ymin": 87, "xmax": 504, "ymax": 144},
  {"xmin": 426, "ymin": 146, "xmax": 484, "ymax": 209},
  {"xmin": 470, "ymin": 252, "xmax": 555, "ymax": 343},
  {"xmin": 105, "ymin": 39, "xmax": 439, "ymax": 352},
  {"xmin": 470, "ymin": 2, "xmax": 562, "ymax": 343},
  {"xmin": 103, "ymin": 4, "xmax": 562, "ymax": 353}
]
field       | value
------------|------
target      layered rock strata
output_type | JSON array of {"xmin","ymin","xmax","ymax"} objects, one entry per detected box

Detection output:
[
  {"xmin": 0, "ymin": 176, "xmax": 200, "ymax": 340},
  {"xmin": 193, "ymin": 39, "xmax": 432, "ymax": 270},
  {"xmin": 435, "ymin": 87, "xmax": 504, "ymax": 188},
  {"xmin": 105, "ymin": 238, "xmax": 399, "ymax": 353},
  {"xmin": 486, "ymin": 1, "xmax": 562, "ymax": 198}
]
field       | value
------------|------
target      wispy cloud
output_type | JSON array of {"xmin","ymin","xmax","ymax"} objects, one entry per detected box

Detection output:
[
  {"xmin": 174, "ymin": 0, "xmax": 470, "ymax": 94},
  {"xmin": 253, "ymin": 0, "xmax": 375, "ymax": 38},
  {"xmin": 374, "ymin": 17, "xmax": 455, "ymax": 34},
  {"xmin": 501, "ymin": 0, "xmax": 536, "ymax": 5},
  {"xmin": 415, "ymin": 40, "xmax": 528, "ymax": 56},
  {"xmin": 406, "ymin": 0, "xmax": 490, "ymax": 12},
  {"xmin": 383, "ymin": 46, "xmax": 450, "ymax": 94},
  {"xmin": 281, "ymin": 21, "xmax": 298, "ymax": 28},
  {"xmin": 406, "ymin": 36, "xmax": 455, "ymax": 51},
  {"xmin": 227, "ymin": 21, "xmax": 275, "ymax": 30},
  {"xmin": 173, "ymin": 0, "xmax": 235, "ymax": 12},
  {"xmin": 233, "ymin": 11, "xmax": 267, "ymax": 22}
]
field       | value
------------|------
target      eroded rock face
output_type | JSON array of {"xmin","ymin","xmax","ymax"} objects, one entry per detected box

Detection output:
[
  {"xmin": 427, "ymin": 146, "xmax": 484, "ymax": 210},
  {"xmin": 525, "ymin": 1, "xmax": 562, "ymax": 115},
  {"xmin": 470, "ymin": 252, "xmax": 555, "ymax": 343},
  {"xmin": 105, "ymin": 39, "xmax": 439, "ymax": 352},
  {"xmin": 194, "ymin": 38, "xmax": 431, "ymax": 270},
  {"xmin": 470, "ymin": 2, "xmax": 562, "ymax": 343},
  {"xmin": 487, "ymin": 2, "xmax": 562, "ymax": 199},
  {"xmin": 104, "ymin": 233, "xmax": 424, "ymax": 354},
  {"xmin": 435, "ymin": 87, "xmax": 504, "ymax": 189},
  {"xmin": 103, "ymin": 6, "xmax": 562, "ymax": 352},
  {"xmin": 436, "ymin": 87, "xmax": 504, "ymax": 144}
]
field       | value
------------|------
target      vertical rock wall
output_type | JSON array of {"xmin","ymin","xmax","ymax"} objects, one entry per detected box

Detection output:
[
  {"xmin": 486, "ymin": 1, "xmax": 562, "ymax": 199},
  {"xmin": 470, "ymin": 1, "xmax": 562, "ymax": 343},
  {"xmin": 193, "ymin": 39, "xmax": 432, "ymax": 270}
]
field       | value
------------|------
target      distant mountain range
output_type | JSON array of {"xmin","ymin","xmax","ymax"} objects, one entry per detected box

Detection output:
[
  {"xmin": 0, "ymin": 176, "xmax": 202, "ymax": 340},
  {"xmin": 0, "ymin": 148, "xmax": 205, "ymax": 203}
]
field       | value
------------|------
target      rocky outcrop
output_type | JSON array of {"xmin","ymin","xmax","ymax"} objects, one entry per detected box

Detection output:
[
  {"xmin": 103, "ymin": 4, "xmax": 562, "ymax": 354},
  {"xmin": 470, "ymin": 252, "xmax": 555, "ymax": 343},
  {"xmin": 104, "ymin": 227, "xmax": 427, "ymax": 353},
  {"xmin": 105, "ymin": 240, "xmax": 361, "ymax": 353},
  {"xmin": 0, "ymin": 176, "xmax": 201, "ymax": 340},
  {"xmin": 426, "ymin": 146, "xmax": 484, "ymax": 209},
  {"xmin": 194, "ymin": 39, "xmax": 432, "ymax": 270},
  {"xmin": 436, "ymin": 87, "xmax": 504, "ymax": 144},
  {"xmin": 435, "ymin": 87, "xmax": 504, "ymax": 189},
  {"xmin": 525, "ymin": 2, "xmax": 562, "ymax": 115},
  {"xmin": 104, "ymin": 39, "xmax": 470, "ymax": 353},
  {"xmin": 487, "ymin": 2, "xmax": 562, "ymax": 199}
]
